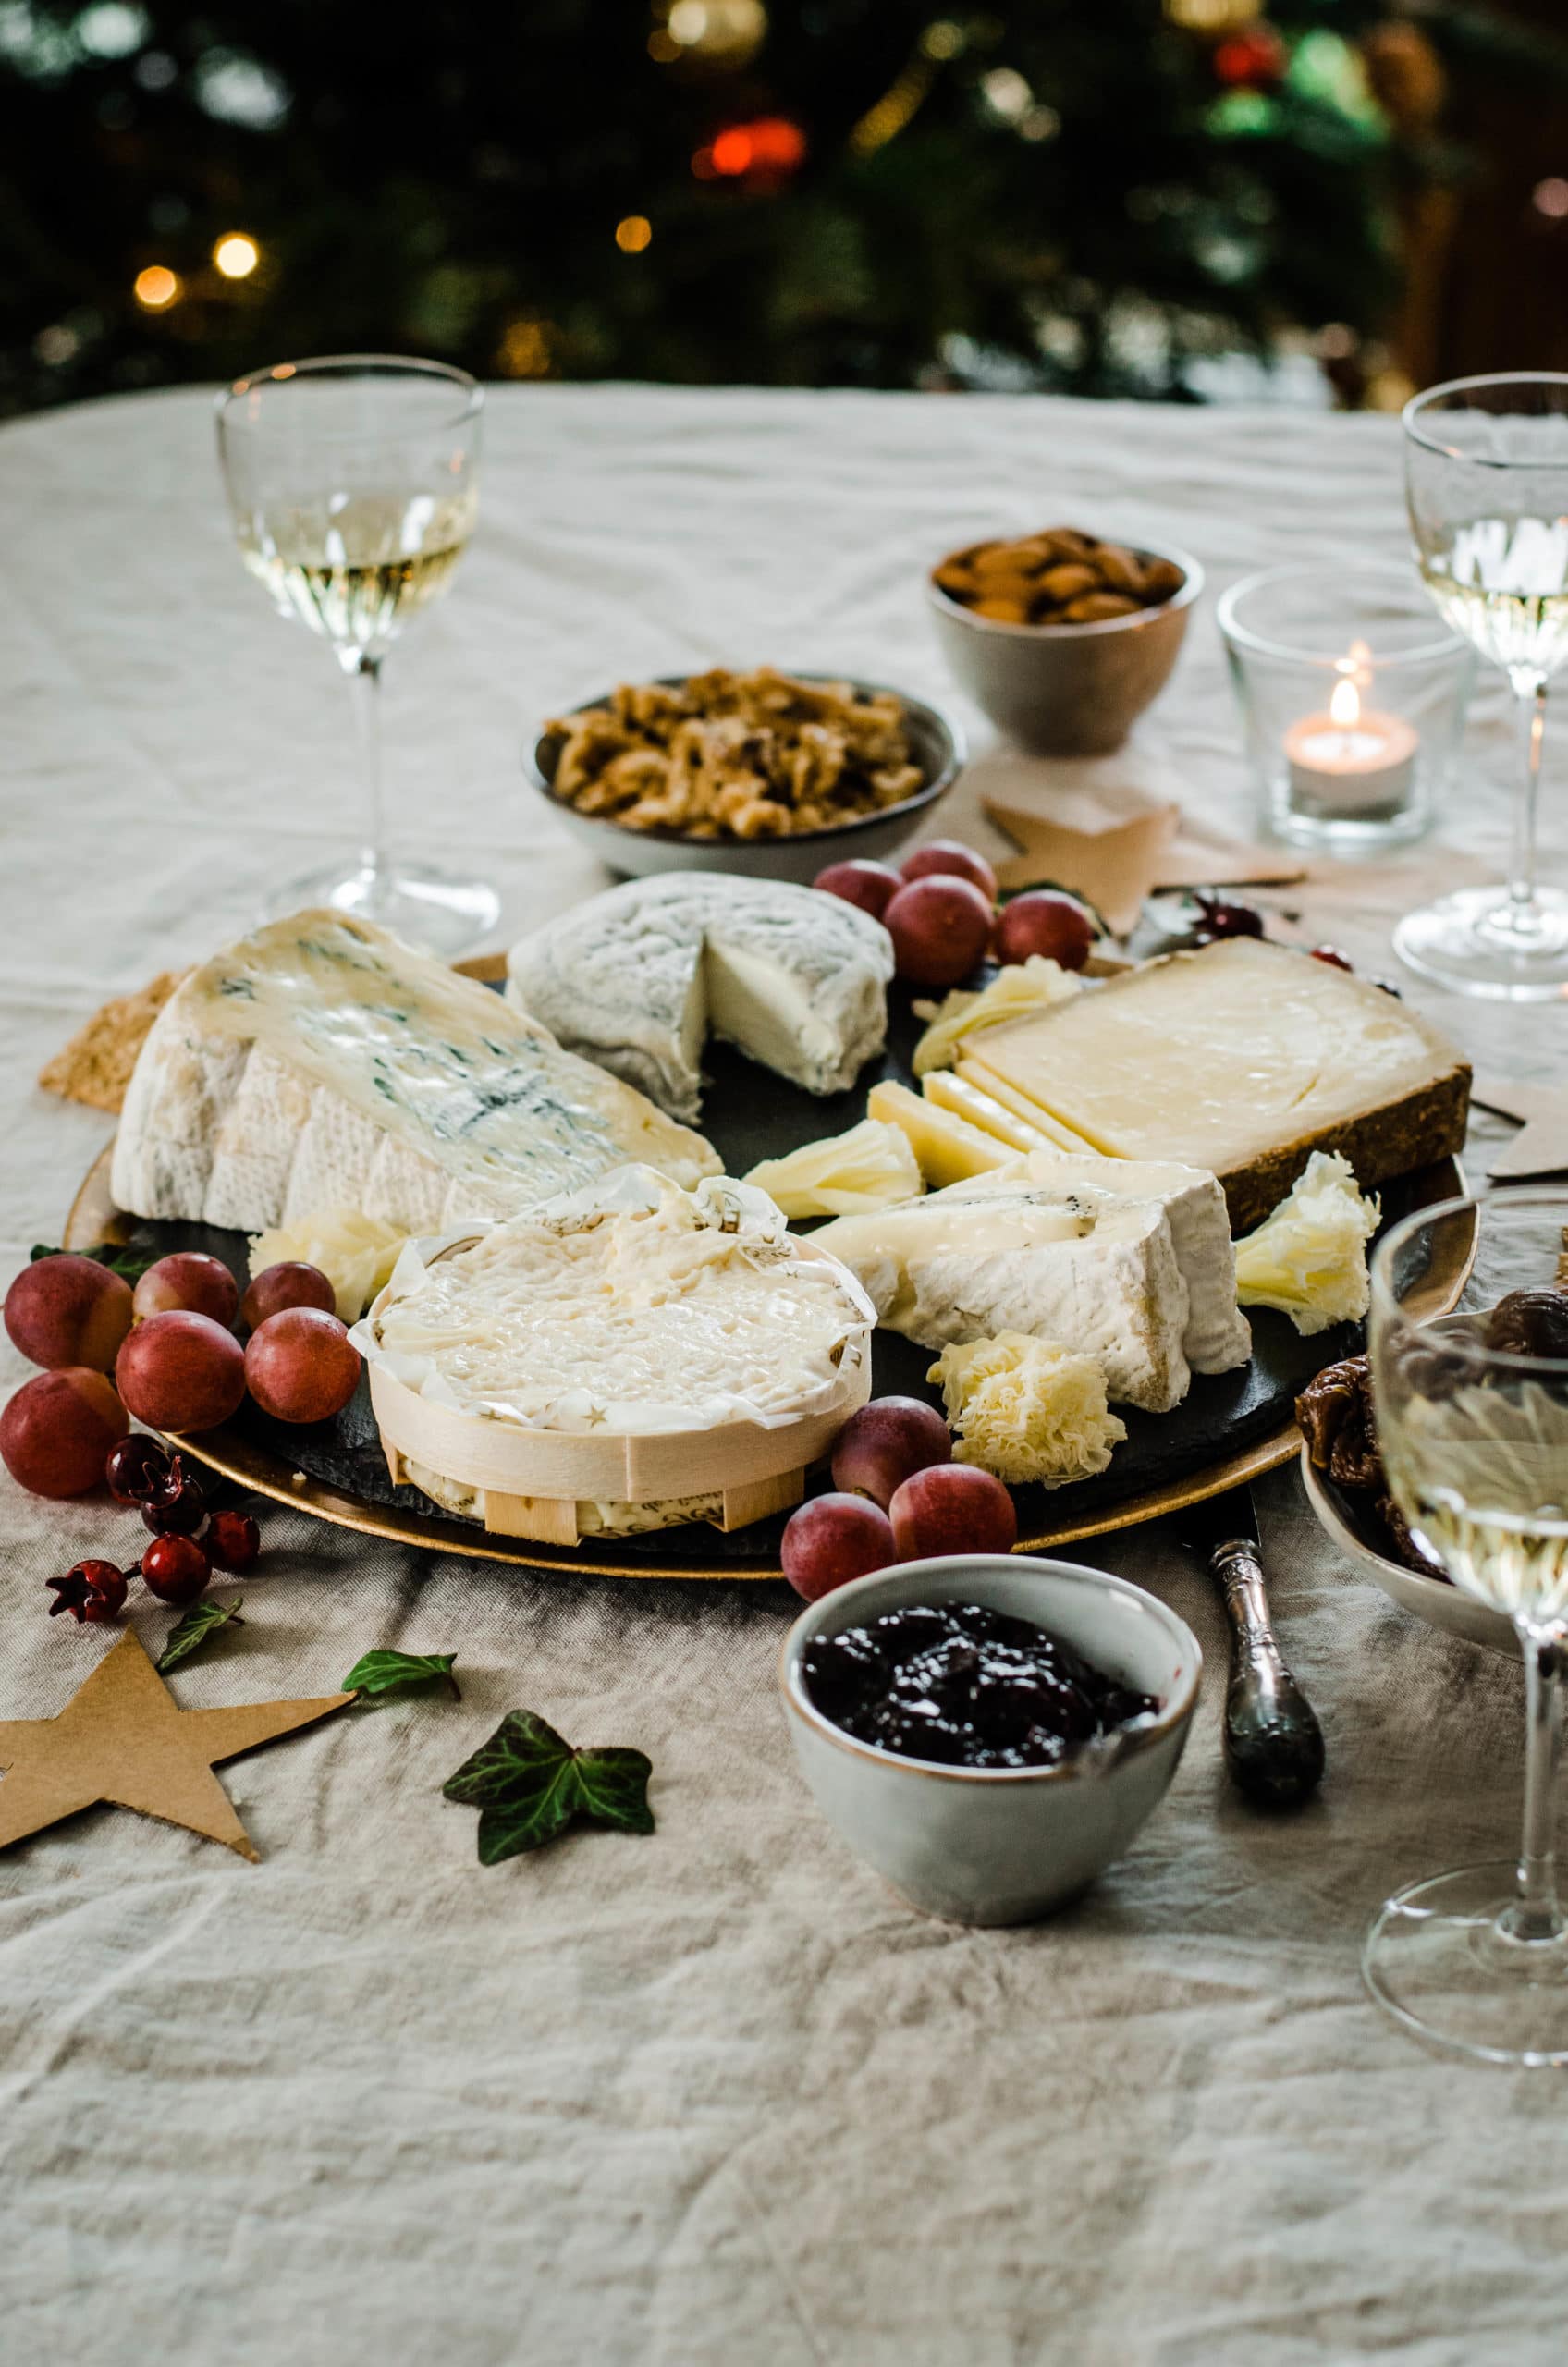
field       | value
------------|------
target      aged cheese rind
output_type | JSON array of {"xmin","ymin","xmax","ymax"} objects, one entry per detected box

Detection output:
[
  {"xmin": 971, "ymin": 938, "xmax": 1469, "ymax": 1232},
  {"xmin": 111, "ymin": 911, "xmax": 718, "ymax": 1233},
  {"xmin": 505, "ymin": 872, "xmax": 893, "ymax": 1122}
]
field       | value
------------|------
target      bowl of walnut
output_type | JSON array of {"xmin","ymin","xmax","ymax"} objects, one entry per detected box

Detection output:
[
  {"xmin": 529, "ymin": 666, "xmax": 964, "ymax": 885},
  {"xmin": 927, "ymin": 527, "xmax": 1203, "ymax": 757}
]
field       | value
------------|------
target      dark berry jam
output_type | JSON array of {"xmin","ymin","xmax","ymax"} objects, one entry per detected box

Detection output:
[{"xmin": 802, "ymin": 1600, "xmax": 1159, "ymax": 1771}]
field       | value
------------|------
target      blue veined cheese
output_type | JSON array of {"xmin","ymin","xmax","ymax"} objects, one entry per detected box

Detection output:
[
  {"xmin": 505, "ymin": 871, "xmax": 894, "ymax": 1123},
  {"xmin": 110, "ymin": 911, "xmax": 718, "ymax": 1233}
]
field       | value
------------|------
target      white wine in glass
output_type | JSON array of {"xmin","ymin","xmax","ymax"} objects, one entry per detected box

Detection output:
[
  {"xmin": 1367, "ymin": 1191, "xmax": 1568, "ymax": 2065},
  {"xmin": 216, "ymin": 355, "xmax": 494, "ymax": 958},
  {"xmin": 1401, "ymin": 374, "xmax": 1568, "ymax": 1000}
]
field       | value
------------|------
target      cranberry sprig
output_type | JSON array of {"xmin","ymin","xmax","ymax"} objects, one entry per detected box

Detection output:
[{"xmin": 45, "ymin": 1439, "xmax": 263, "ymax": 1628}]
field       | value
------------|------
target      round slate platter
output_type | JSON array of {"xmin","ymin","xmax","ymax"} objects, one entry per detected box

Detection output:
[{"xmin": 65, "ymin": 960, "xmax": 1469, "ymax": 1579}]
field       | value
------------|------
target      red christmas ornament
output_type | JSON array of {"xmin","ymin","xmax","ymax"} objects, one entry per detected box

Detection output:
[{"xmin": 1213, "ymin": 23, "xmax": 1285, "ymax": 87}]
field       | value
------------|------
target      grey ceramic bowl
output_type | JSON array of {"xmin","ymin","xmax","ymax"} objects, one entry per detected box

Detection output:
[
  {"xmin": 927, "ymin": 538, "xmax": 1204, "ymax": 756},
  {"xmin": 778, "ymin": 1554, "xmax": 1201, "ymax": 1926},
  {"xmin": 527, "ymin": 674, "xmax": 964, "ymax": 887},
  {"xmin": 1299, "ymin": 1445, "xmax": 1516, "ymax": 1659}
]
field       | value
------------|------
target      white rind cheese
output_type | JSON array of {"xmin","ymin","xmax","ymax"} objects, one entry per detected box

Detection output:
[
  {"xmin": 111, "ymin": 911, "xmax": 718, "ymax": 1233},
  {"xmin": 505, "ymin": 872, "xmax": 894, "ymax": 1122}
]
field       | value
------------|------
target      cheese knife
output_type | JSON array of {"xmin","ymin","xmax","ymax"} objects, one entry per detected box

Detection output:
[{"xmin": 1180, "ymin": 1483, "xmax": 1325, "ymax": 1809}]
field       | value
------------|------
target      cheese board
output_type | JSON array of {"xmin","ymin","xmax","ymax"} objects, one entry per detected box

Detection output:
[{"xmin": 62, "ymin": 952, "xmax": 1474, "ymax": 1581}]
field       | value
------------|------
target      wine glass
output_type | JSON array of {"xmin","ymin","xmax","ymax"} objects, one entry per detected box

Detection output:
[
  {"xmin": 1366, "ymin": 1189, "xmax": 1568, "ymax": 2064},
  {"xmin": 215, "ymin": 355, "xmax": 496, "ymax": 957},
  {"xmin": 1399, "ymin": 374, "xmax": 1568, "ymax": 1000}
]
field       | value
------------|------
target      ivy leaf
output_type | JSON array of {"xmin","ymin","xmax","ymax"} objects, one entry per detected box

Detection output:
[
  {"xmin": 343, "ymin": 1649, "xmax": 460, "ymax": 1705},
  {"xmin": 443, "ymin": 1711, "xmax": 654, "ymax": 1865},
  {"xmin": 32, "ymin": 1239, "xmax": 160, "ymax": 1284},
  {"xmin": 157, "ymin": 1593, "xmax": 245, "ymax": 1673}
]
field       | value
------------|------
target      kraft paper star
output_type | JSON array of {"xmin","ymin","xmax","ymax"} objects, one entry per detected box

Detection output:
[
  {"xmin": 0, "ymin": 1626, "xmax": 353, "ymax": 1861},
  {"xmin": 1472, "ymin": 1077, "xmax": 1568, "ymax": 1183},
  {"xmin": 982, "ymin": 795, "xmax": 1305, "ymax": 937}
]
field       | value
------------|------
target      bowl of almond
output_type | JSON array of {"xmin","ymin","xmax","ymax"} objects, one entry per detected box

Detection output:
[{"xmin": 927, "ymin": 527, "xmax": 1203, "ymax": 756}]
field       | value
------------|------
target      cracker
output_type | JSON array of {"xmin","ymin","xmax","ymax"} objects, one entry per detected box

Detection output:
[{"xmin": 38, "ymin": 971, "xmax": 186, "ymax": 1114}]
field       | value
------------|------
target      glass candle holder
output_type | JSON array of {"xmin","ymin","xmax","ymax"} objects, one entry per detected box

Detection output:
[{"xmin": 1218, "ymin": 560, "xmax": 1476, "ymax": 852}]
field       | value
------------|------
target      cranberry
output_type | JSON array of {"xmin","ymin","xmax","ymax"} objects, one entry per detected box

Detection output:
[
  {"xmin": 1189, "ymin": 891, "xmax": 1265, "ymax": 945},
  {"xmin": 140, "ymin": 1451, "xmax": 208, "ymax": 1537},
  {"xmin": 1310, "ymin": 944, "xmax": 1354, "ymax": 971},
  {"xmin": 140, "ymin": 1532, "xmax": 211, "ymax": 1606},
  {"xmin": 205, "ymin": 1508, "xmax": 261, "ymax": 1572},
  {"xmin": 104, "ymin": 1432, "xmax": 171, "ymax": 1505},
  {"xmin": 47, "ymin": 1559, "xmax": 129, "ymax": 1624}
]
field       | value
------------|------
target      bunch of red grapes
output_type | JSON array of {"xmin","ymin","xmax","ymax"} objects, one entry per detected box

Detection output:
[
  {"xmin": 813, "ymin": 839, "xmax": 1097, "ymax": 989},
  {"xmin": 782, "ymin": 1400, "xmax": 1016, "ymax": 1603}
]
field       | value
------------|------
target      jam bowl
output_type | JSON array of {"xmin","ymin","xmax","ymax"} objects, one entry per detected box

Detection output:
[{"xmin": 778, "ymin": 1554, "xmax": 1201, "ymax": 1926}]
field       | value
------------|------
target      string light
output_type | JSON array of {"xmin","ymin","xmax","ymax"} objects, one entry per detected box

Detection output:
[
  {"xmin": 698, "ymin": 117, "xmax": 806, "ymax": 178},
  {"xmin": 133, "ymin": 264, "xmax": 180, "ymax": 310},
  {"xmin": 213, "ymin": 232, "xmax": 259, "ymax": 279},
  {"xmin": 615, "ymin": 215, "xmax": 654, "ymax": 252}
]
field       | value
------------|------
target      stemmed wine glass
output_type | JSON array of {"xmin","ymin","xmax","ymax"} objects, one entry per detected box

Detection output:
[
  {"xmin": 1400, "ymin": 374, "xmax": 1568, "ymax": 1000},
  {"xmin": 215, "ymin": 355, "xmax": 495, "ymax": 956},
  {"xmin": 1366, "ymin": 1190, "xmax": 1568, "ymax": 2064}
]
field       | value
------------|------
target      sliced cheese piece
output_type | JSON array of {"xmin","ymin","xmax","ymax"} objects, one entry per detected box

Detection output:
[
  {"xmin": 111, "ymin": 910, "xmax": 718, "ymax": 1234},
  {"xmin": 506, "ymin": 872, "xmax": 893, "ymax": 1122},
  {"xmin": 922, "ymin": 1071, "xmax": 1057, "ymax": 1157},
  {"xmin": 815, "ymin": 1171, "xmax": 1194, "ymax": 1412},
  {"xmin": 949, "ymin": 1151, "xmax": 1252, "ymax": 1377},
  {"xmin": 955, "ymin": 1057, "xmax": 1103, "ymax": 1154},
  {"xmin": 970, "ymin": 938, "xmax": 1469, "ymax": 1232},
  {"xmin": 866, "ymin": 1079, "xmax": 1018, "ymax": 1189}
]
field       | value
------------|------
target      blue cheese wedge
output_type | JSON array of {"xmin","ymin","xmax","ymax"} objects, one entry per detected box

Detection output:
[
  {"xmin": 506, "ymin": 872, "xmax": 894, "ymax": 1122},
  {"xmin": 111, "ymin": 911, "xmax": 718, "ymax": 1233}
]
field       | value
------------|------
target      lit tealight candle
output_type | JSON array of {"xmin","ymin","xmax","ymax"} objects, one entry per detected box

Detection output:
[{"xmin": 1282, "ymin": 646, "xmax": 1418, "ymax": 821}]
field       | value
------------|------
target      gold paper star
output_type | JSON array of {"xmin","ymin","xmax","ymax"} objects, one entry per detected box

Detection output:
[
  {"xmin": 0, "ymin": 1627, "xmax": 352, "ymax": 1862},
  {"xmin": 983, "ymin": 795, "xmax": 1305, "ymax": 937},
  {"xmin": 1472, "ymin": 1076, "xmax": 1568, "ymax": 1182}
]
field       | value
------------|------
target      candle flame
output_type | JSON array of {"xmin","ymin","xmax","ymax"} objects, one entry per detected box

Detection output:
[{"xmin": 1329, "ymin": 673, "xmax": 1361, "ymax": 729}]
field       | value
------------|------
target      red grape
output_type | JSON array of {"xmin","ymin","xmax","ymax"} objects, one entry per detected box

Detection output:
[
  {"xmin": 244, "ymin": 1307, "xmax": 361, "ymax": 1424},
  {"xmin": 781, "ymin": 1492, "xmax": 899, "ymax": 1602},
  {"xmin": 5, "ymin": 1254, "xmax": 133, "ymax": 1372},
  {"xmin": 888, "ymin": 1463, "xmax": 1017, "ymax": 1560},
  {"xmin": 993, "ymin": 890, "xmax": 1096, "ymax": 972},
  {"xmin": 132, "ymin": 1252, "xmax": 239, "ymax": 1329},
  {"xmin": 813, "ymin": 860, "xmax": 901, "ymax": 921},
  {"xmin": 206, "ymin": 1508, "xmax": 261, "ymax": 1572},
  {"xmin": 1, "ymin": 1367, "xmax": 129, "ymax": 1497},
  {"xmin": 141, "ymin": 1533, "xmax": 211, "ymax": 1607},
  {"xmin": 830, "ymin": 1397, "xmax": 951, "ymax": 1509},
  {"xmin": 882, "ymin": 876, "xmax": 995, "ymax": 989},
  {"xmin": 900, "ymin": 840, "xmax": 998, "ymax": 903},
  {"xmin": 116, "ymin": 1312, "xmax": 247, "ymax": 1433},
  {"xmin": 105, "ymin": 1432, "xmax": 171, "ymax": 1503},
  {"xmin": 241, "ymin": 1261, "xmax": 337, "ymax": 1331}
]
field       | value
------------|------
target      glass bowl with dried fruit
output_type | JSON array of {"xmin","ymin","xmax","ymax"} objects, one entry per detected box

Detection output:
[
  {"xmin": 926, "ymin": 527, "xmax": 1203, "ymax": 756},
  {"xmin": 527, "ymin": 667, "xmax": 964, "ymax": 886}
]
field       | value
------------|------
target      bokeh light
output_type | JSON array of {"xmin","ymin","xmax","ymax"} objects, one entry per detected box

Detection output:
[
  {"xmin": 132, "ymin": 264, "xmax": 180, "ymax": 310},
  {"xmin": 213, "ymin": 233, "xmax": 260, "ymax": 279},
  {"xmin": 615, "ymin": 215, "xmax": 654, "ymax": 252}
]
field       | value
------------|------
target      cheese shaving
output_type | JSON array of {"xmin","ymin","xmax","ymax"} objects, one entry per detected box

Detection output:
[
  {"xmin": 928, "ymin": 1331, "xmax": 1127, "ymax": 1488},
  {"xmin": 1233, "ymin": 1151, "xmax": 1380, "ymax": 1335},
  {"xmin": 743, "ymin": 1118, "xmax": 924, "ymax": 1219},
  {"xmin": 249, "ymin": 1208, "xmax": 408, "ymax": 1321},
  {"xmin": 912, "ymin": 955, "xmax": 1084, "ymax": 1075}
]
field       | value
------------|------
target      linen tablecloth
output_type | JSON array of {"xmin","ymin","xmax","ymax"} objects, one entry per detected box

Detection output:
[{"xmin": 2, "ymin": 385, "xmax": 1565, "ymax": 2367}]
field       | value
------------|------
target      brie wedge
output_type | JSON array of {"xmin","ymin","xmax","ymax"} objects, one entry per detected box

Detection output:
[
  {"xmin": 111, "ymin": 911, "xmax": 718, "ymax": 1234},
  {"xmin": 506, "ymin": 872, "xmax": 894, "ymax": 1122}
]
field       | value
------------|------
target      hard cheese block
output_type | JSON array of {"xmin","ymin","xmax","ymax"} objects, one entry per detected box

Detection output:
[
  {"xmin": 111, "ymin": 911, "xmax": 719, "ymax": 1234},
  {"xmin": 968, "ymin": 938, "xmax": 1469, "ymax": 1231},
  {"xmin": 506, "ymin": 871, "xmax": 893, "ymax": 1123},
  {"xmin": 815, "ymin": 1153, "xmax": 1247, "ymax": 1412}
]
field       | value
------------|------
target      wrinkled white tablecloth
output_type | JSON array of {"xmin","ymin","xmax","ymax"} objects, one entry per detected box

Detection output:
[{"xmin": 2, "ymin": 386, "xmax": 1566, "ymax": 2367}]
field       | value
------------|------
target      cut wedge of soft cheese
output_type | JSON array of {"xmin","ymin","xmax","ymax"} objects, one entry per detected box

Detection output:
[
  {"xmin": 921, "ymin": 1071, "xmax": 1057, "ymax": 1157},
  {"xmin": 506, "ymin": 872, "xmax": 893, "ymax": 1123},
  {"xmin": 815, "ymin": 1150, "xmax": 1250, "ymax": 1411},
  {"xmin": 111, "ymin": 910, "xmax": 718, "ymax": 1234},
  {"xmin": 967, "ymin": 938, "xmax": 1469, "ymax": 1232},
  {"xmin": 744, "ymin": 1117, "xmax": 923, "ymax": 1219},
  {"xmin": 866, "ymin": 1079, "xmax": 1017, "ymax": 1188},
  {"xmin": 928, "ymin": 1332, "xmax": 1127, "ymax": 1488},
  {"xmin": 353, "ymin": 1169, "xmax": 876, "ymax": 1540}
]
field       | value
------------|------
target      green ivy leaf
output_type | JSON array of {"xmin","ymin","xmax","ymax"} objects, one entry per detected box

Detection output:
[
  {"xmin": 31, "ymin": 1240, "xmax": 160, "ymax": 1284},
  {"xmin": 157, "ymin": 1593, "xmax": 245, "ymax": 1673},
  {"xmin": 442, "ymin": 1711, "xmax": 654, "ymax": 1865},
  {"xmin": 342, "ymin": 1649, "xmax": 460, "ymax": 1705}
]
